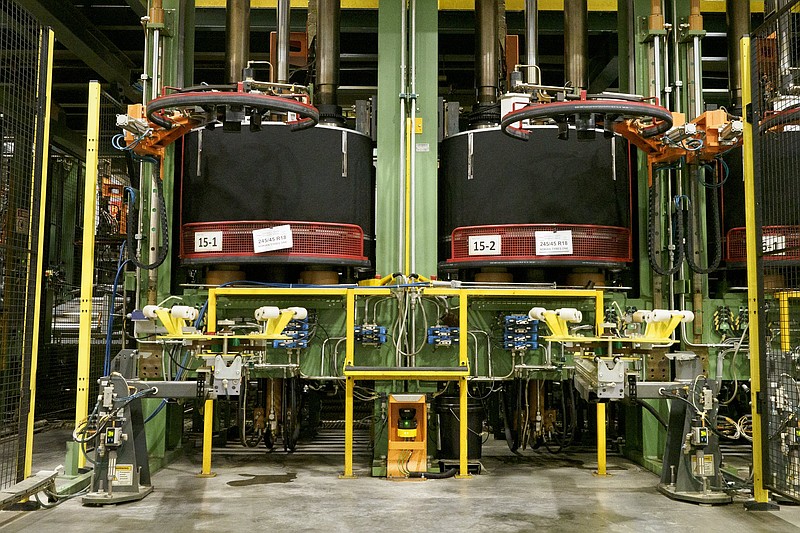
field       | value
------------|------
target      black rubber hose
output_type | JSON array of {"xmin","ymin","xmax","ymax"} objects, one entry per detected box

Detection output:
[
  {"xmin": 126, "ymin": 164, "xmax": 169, "ymax": 271},
  {"xmin": 146, "ymin": 91, "xmax": 319, "ymax": 131},
  {"xmin": 408, "ymin": 468, "xmax": 457, "ymax": 479},
  {"xmin": 685, "ymin": 168, "xmax": 722, "ymax": 274},
  {"xmin": 500, "ymin": 99, "xmax": 673, "ymax": 141},
  {"xmin": 635, "ymin": 399, "xmax": 668, "ymax": 429},
  {"xmin": 648, "ymin": 182, "xmax": 684, "ymax": 277}
]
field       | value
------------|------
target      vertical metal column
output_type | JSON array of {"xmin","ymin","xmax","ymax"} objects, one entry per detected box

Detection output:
[
  {"xmin": 316, "ymin": 0, "xmax": 340, "ymax": 108},
  {"xmin": 726, "ymin": 0, "xmax": 749, "ymax": 110},
  {"xmin": 276, "ymin": 0, "xmax": 290, "ymax": 84},
  {"xmin": 225, "ymin": 0, "xmax": 250, "ymax": 83},
  {"xmin": 24, "ymin": 28, "xmax": 54, "ymax": 478},
  {"xmin": 525, "ymin": 0, "xmax": 538, "ymax": 82},
  {"xmin": 74, "ymin": 81, "xmax": 102, "ymax": 469},
  {"xmin": 475, "ymin": 0, "xmax": 498, "ymax": 105},
  {"xmin": 564, "ymin": 0, "xmax": 588, "ymax": 88},
  {"xmin": 740, "ymin": 35, "xmax": 770, "ymax": 505}
]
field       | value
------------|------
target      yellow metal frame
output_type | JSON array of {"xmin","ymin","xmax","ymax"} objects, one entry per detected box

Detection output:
[
  {"xmin": 73, "ymin": 81, "xmax": 102, "ymax": 469},
  {"xmin": 195, "ymin": 286, "xmax": 610, "ymax": 479},
  {"xmin": 741, "ymin": 36, "xmax": 770, "ymax": 504},
  {"xmin": 24, "ymin": 29, "xmax": 55, "ymax": 478},
  {"xmin": 193, "ymin": 0, "xmax": 763, "ymax": 12}
]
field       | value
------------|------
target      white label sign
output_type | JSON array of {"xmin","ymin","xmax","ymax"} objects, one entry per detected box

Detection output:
[
  {"xmin": 194, "ymin": 231, "xmax": 223, "ymax": 252},
  {"xmin": 535, "ymin": 230, "xmax": 574, "ymax": 256},
  {"xmin": 253, "ymin": 224, "xmax": 293, "ymax": 253},
  {"xmin": 468, "ymin": 235, "xmax": 502, "ymax": 256},
  {"xmin": 763, "ymin": 235, "xmax": 787, "ymax": 256},
  {"xmin": 113, "ymin": 464, "xmax": 134, "ymax": 487}
]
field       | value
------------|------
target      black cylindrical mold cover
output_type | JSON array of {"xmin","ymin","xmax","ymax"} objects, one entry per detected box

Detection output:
[
  {"xmin": 435, "ymin": 396, "xmax": 484, "ymax": 460},
  {"xmin": 438, "ymin": 127, "xmax": 629, "ymax": 259},
  {"xmin": 723, "ymin": 131, "xmax": 800, "ymax": 233},
  {"xmin": 181, "ymin": 124, "xmax": 374, "ymax": 260}
]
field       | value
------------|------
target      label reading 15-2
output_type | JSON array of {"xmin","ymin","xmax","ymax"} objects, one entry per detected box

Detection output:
[
  {"xmin": 194, "ymin": 231, "xmax": 223, "ymax": 252},
  {"xmin": 468, "ymin": 235, "xmax": 501, "ymax": 256}
]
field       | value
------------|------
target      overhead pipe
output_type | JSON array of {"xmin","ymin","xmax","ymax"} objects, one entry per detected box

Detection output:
[
  {"xmin": 276, "ymin": 0, "xmax": 290, "ymax": 84},
  {"xmin": 525, "ymin": 0, "xmax": 538, "ymax": 83},
  {"xmin": 316, "ymin": 0, "xmax": 340, "ymax": 111},
  {"xmin": 726, "ymin": 0, "xmax": 749, "ymax": 110},
  {"xmin": 564, "ymin": 0, "xmax": 588, "ymax": 89},
  {"xmin": 225, "ymin": 0, "xmax": 250, "ymax": 83}
]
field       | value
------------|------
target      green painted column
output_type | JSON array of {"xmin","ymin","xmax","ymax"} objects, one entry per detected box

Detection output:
[
  {"xmin": 412, "ymin": 0, "xmax": 439, "ymax": 277},
  {"xmin": 376, "ymin": 1, "xmax": 438, "ymax": 277},
  {"xmin": 376, "ymin": 1, "xmax": 403, "ymax": 276}
]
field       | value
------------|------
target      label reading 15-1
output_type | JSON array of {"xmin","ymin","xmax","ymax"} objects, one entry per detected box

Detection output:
[
  {"xmin": 194, "ymin": 231, "xmax": 223, "ymax": 252},
  {"xmin": 468, "ymin": 235, "xmax": 501, "ymax": 256}
]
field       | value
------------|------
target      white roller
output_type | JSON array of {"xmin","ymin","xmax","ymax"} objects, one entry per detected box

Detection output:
[
  {"xmin": 286, "ymin": 306, "xmax": 308, "ymax": 320},
  {"xmin": 631, "ymin": 310, "xmax": 652, "ymax": 324},
  {"xmin": 528, "ymin": 307, "xmax": 547, "ymax": 321},
  {"xmin": 170, "ymin": 305, "xmax": 198, "ymax": 321},
  {"xmin": 255, "ymin": 306, "xmax": 281, "ymax": 321},
  {"xmin": 649, "ymin": 309, "xmax": 673, "ymax": 323},
  {"xmin": 142, "ymin": 305, "xmax": 163, "ymax": 319},
  {"xmin": 679, "ymin": 310, "xmax": 695, "ymax": 323},
  {"xmin": 555, "ymin": 308, "xmax": 582, "ymax": 323}
]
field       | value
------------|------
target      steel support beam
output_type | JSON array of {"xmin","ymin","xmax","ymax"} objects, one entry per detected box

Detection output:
[{"xmin": 23, "ymin": 0, "xmax": 139, "ymax": 102}]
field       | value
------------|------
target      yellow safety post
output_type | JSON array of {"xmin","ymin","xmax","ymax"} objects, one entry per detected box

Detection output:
[
  {"xmin": 595, "ymin": 401, "xmax": 608, "ymax": 476},
  {"xmin": 456, "ymin": 291, "xmax": 471, "ymax": 478},
  {"xmin": 341, "ymin": 289, "xmax": 356, "ymax": 478},
  {"xmin": 595, "ymin": 290, "xmax": 604, "ymax": 336},
  {"xmin": 198, "ymin": 399, "xmax": 216, "ymax": 477},
  {"xmin": 778, "ymin": 292, "xmax": 791, "ymax": 353},
  {"xmin": 741, "ymin": 35, "xmax": 770, "ymax": 504},
  {"xmin": 342, "ymin": 377, "xmax": 356, "ymax": 478},
  {"xmin": 207, "ymin": 288, "xmax": 218, "ymax": 332},
  {"xmin": 73, "ymin": 81, "xmax": 102, "ymax": 469},
  {"xmin": 25, "ymin": 28, "xmax": 55, "ymax": 478},
  {"xmin": 457, "ymin": 376, "xmax": 470, "ymax": 478}
]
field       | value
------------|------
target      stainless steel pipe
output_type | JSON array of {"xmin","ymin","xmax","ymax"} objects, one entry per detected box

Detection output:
[
  {"xmin": 475, "ymin": 0, "xmax": 498, "ymax": 104},
  {"xmin": 277, "ymin": 0, "xmax": 290, "ymax": 83},
  {"xmin": 225, "ymin": 0, "xmax": 250, "ymax": 83},
  {"xmin": 316, "ymin": 0, "xmax": 340, "ymax": 106},
  {"xmin": 525, "ymin": 0, "xmax": 538, "ymax": 82},
  {"xmin": 564, "ymin": 0, "xmax": 588, "ymax": 89}
]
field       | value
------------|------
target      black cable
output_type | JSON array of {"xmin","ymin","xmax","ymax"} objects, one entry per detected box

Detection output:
[
  {"xmin": 685, "ymin": 167, "xmax": 722, "ymax": 274},
  {"xmin": 126, "ymin": 163, "xmax": 169, "ymax": 270},
  {"xmin": 648, "ymin": 181, "xmax": 684, "ymax": 276},
  {"xmin": 635, "ymin": 399, "xmax": 668, "ymax": 429},
  {"xmin": 408, "ymin": 468, "xmax": 457, "ymax": 479},
  {"xmin": 167, "ymin": 345, "xmax": 193, "ymax": 372}
]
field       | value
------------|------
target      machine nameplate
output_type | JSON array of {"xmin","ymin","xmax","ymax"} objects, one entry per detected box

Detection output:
[
  {"xmin": 468, "ymin": 235, "xmax": 501, "ymax": 256},
  {"xmin": 194, "ymin": 231, "xmax": 223, "ymax": 252},
  {"xmin": 535, "ymin": 230, "xmax": 573, "ymax": 255},
  {"xmin": 253, "ymin": 225, "xmax": 293, "ymax": 253}
]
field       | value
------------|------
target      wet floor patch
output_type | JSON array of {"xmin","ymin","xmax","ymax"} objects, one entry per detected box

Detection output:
[{"xmin": 227, "ymin": 473, "xmax": 297, "ymax": 487}]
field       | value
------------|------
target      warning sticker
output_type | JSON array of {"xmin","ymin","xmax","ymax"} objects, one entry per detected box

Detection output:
[{"xmin": 113, "ymin": 464, "xmax": 134, "ymax": 486}]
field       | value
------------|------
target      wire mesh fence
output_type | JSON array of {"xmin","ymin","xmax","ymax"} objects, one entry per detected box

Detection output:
[
  {"xmin": 0, "ymin": 0, "xmax": 49, "ymax": 488},
  {"xmin": 751, "ymin": 0, "xmax": 800, "ymax": 502},
  {"xmin": 36, "ymin": 93, "xmax": 130, "ymax": 421}
]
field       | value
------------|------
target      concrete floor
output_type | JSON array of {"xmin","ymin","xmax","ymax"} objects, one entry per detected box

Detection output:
[{"xmin": 2, "ymin": 427, "xmax": 800, "ymax": 532}]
